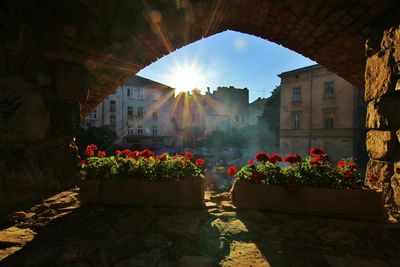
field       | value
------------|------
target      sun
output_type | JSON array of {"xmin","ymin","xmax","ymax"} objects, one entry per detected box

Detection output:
[{"xmin": 169, "ymin": 64, "xmax": 204, "ymax": 94}]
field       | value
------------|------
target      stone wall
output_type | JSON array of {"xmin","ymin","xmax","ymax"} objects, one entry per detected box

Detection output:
[
  {"xmin": 0, "ymin": 49, "xmax": 81, "ymax": 215},
  {"xmin": 365, "ymin": 25, "xmax": 400, "ymax": 208}
]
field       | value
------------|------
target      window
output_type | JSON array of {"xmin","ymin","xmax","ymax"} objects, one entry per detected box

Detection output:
[
  {"xmin": 109, "ymin": 100, "xmax": 116, "ymax": 112},
  {"xmin": 127, "ymin": 106, "xmax": 134, "ymax": 120},
  {"xmin": 293, "ymin": 87, "xmax": 301, "ymax": 102},
  {"xmin": 138, "ymin": 88, "xmax": 144, "ymax": 99},
  {"xmin": 137, "ymin": 125, "xmax": 143, "ymax": 135},
  {"xmin": 137, "ymin": 107, "xmax": 144, "ymax": 118},
  {"xmin": 152, "ymin": 125, "xmax": 158, "ymax": 136},
  {"xmin": 324, "ymin": 112, "xmax": 334, "ymax": 129},
  {"xmin": 324, "ymin": 81, "xmax": 334, "ymax": 98},
  {"xmin": 89, "ymin": 109, "xmax": 97, "ymax": 119},
  {"xmin": 127, "ymin": 88, "xmax": 133, "ymax": 98},
  {"xmin": 292, "ymin": 112, "xmax": 301, "ymax": 129},
  {"xmin": 128, "ymin": 126, "xmax": 134, "ymax": 135},
  {"xmin": 152, "ymin": 109, "xmax": 158, "ymax": 118},
  {"xmin": 110, "ymin": 114, "xmax": 116, "ymax": 127}
]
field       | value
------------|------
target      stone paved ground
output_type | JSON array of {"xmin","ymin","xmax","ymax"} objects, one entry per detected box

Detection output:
[{"xmin": 0, "ymin": 189, "xmax": 400, "ymax": 267}]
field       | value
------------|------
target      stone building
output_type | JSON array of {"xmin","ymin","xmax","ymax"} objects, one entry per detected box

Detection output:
[
  {"xmin": 279, "ymin": 64, "xmax": 366, "ymax": 165},
  {"xmin": 249, "ymin": 97, "xmax": 268, "ymax": 126},
  {"xmin": 170, "ymin": 86, "xmax": 250, "ymax": 145},
  {"xmin": 85, "ymin": 75, "xmax": 176, "ymax": 147}
]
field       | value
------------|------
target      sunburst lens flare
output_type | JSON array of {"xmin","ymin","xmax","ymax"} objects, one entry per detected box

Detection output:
[{"xmin": 169, "ymin": 64, "xmax": 205, "ymax": 94}]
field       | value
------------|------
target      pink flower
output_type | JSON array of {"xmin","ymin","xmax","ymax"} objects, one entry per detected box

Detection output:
[
  {"xmin": 228, "ymin": 166, "xmax": 238, "ymax": 177},
  {"xmin": 284, "ymin": 154, "xmax": 302, "ymax": 164},
  {"xmin": 255, "ymin": 152, "xmax": 268, "ymax": 162},
  {"xmin": 184, "ymin": 151, "xmax": 194, "ymax": 159},
  {"xmin": 195, "ymin": 158, "xmax": 205, "ymax": 167},
  {"xmin": 268, "ymin": 153, "xmax": 282, "ymax": 164}
]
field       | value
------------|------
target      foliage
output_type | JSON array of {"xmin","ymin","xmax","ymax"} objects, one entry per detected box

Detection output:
[
  {"xmin": 76, "ymin": 126, "xmax": 117, "ymax": 156},
  {"xmin": 258, "ymin": 85, "xmax": 281, "ymax": 147},
  {"xmin": 80, "ymin": 145, "xmax": 204, "ymax": 181},
  {"xmin": 233, "ymin": 148, "xmax": 364, "ymax": 191}
]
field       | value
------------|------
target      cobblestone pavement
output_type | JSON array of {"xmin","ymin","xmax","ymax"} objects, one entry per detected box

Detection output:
[{"xmin": 0, "ymin": 189, "xmax": 399, "ymax": 267}]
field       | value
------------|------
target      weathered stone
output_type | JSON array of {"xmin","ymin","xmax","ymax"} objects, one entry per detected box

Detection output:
[
  {"xmin": 366, "ymin": 95, "xmax": 400, "ymax": 129},
  {"xmin": 366, "ymin": 159, "xmax": 394, "ymax": 204},
  {"xmin": 0, "ymin": 227, "xmax": 35, "ymax": 246},
  {"xmin": 324, "ymin": 254, "xmax": 391, "ymax": 267},
  {"xmin": 381, "ymin": 26, "xmax": 400, "ymax": 50},
  {"xmin": 178, "ymin": 256, "xmax": 215, "ymax": 267},
  {"xmin": 366, "ymin": 130, "xmax": 397, "ymax": 160},
  {"xmin": 55, "ymin": 63, "xmax": 88, "ymax": 103},
  {"xmin": 365, "ymin": 49, "xmax": 394, "ymax": 102},
  {"xmin": 393, "ymin": 161, "xmax": 400, "ymax": 208}
]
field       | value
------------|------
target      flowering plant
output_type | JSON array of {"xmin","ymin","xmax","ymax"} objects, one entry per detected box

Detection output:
[
  {"xmin": 80, "ymin": 145, "xmax": 205, "ymax": 181},
  {"xmin": 232, "ymin": 148, "xmax": 364, "ymax": 193}
]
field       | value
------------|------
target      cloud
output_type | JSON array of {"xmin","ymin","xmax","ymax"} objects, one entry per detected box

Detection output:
[{"xmin": 234, "ymin": 36, "xmax": 247, "ymax": 52}]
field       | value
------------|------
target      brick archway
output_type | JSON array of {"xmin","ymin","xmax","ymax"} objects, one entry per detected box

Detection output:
[{"xmin": 0, "ymin": 0, "xmax": 399, "ymax": 212}]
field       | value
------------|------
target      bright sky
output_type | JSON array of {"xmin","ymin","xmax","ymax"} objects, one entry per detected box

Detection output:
[{"xmin": 138, "ymin": 30, "xmax": 316, "ymax": 103}]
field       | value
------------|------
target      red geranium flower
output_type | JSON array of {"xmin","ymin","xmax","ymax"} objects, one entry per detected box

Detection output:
[
  {"xmin": 84, "ymin": 146, "xmax": 94, "ymax": 157},
  {"xmin": 159, "ymin": 153, "xmax": 168, "ymax": 161},
  {"xmin": 195, "ymin": 158, "xmax": 205, "ymax": 167},
  {"xmin": 268, "ymin": 153, "xmax": 282, "ymax": 164},
  {"xmin": 97, "ymin": 151, "xmax": 106, "ymax": 157},
  {"xmin": 251, "ymin": 171, "xmax": 263, "ymax": 183},
  {"xmin": 343, "ymin": 170, "xmax": 354, "ymax": 180},
  {"xmin": 285, "ymin": 181, "xmax": 301, "ymax": 195},
  {"xmin": 248, "ymin": 159, "xmax": 254, "ymax": 165},
  {"xmin": 88, "ymin": 144, "xmax": 98, "ymax": 151},
  {"xmin": 337, "ymin": 159, "xmax": 358, "ymax": 169},
  {"xmin": 228, "ymin": 166, "xmax": 238, "ymax": 177},
  {"xmin": 121, "ymin": 149, "xmax": 132, "ymax": 156},
  {"xmin": 141, "ymin": 149, "xmax": 154, "ymax": 158},
  {"xmin": 184, "ymin": 151, "xmax": 194, "ymax": 159},
  {"xmin": 311, "ymin": 155, "xmax": 326, "ymax": 165},
  {"xmin": 80, "ymin": 159, "xmax": 88, "ymax": 166},
  {"xmin": 309, "ymin": 147, "xmax": 325, "ymax": 157},
  {"xmin": 115, "ymin": 150, "xmax": 122, "ymax": 156},
  {"xmin": 284, "ymin": 154, "xmax": 302, "ymax": 164},
  {"xmin": 255, "ymin": 152, "xmax": 268, "ymax": 162}
]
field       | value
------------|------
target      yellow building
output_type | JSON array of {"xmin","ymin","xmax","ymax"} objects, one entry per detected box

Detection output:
[{"xmin": 278, "ymin": 64, "xmax": 366, "ymax": 164}]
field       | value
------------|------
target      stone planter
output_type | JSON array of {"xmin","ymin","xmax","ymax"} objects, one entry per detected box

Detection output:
[
  {"xmin": 231, "ymin": 180, "xmax": 385, "ymax": 221},
  {"xmin": 80, "ymin": 178, "xmax": 205, "ymax": 208}
]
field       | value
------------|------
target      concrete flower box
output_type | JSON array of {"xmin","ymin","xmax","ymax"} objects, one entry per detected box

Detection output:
[
  {"xmin": 231, "ymin": 180, "xmax": 385, "ymax": 221},
  {"xmin": 80, "ymin": 178, "xmax": 205, "ymax": 208}
]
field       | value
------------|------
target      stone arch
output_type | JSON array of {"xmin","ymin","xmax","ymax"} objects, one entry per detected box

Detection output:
[{"xmin": 1, "ymin": 0, "xmax": 399, "ymax": 212}]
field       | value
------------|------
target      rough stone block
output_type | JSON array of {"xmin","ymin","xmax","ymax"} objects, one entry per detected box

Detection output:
[
  {"xmin": 366, "ymin": 130, "xmax": 397, "ymax": 160},
  {"xmin": 380, "ymin": 26, "xmax": 400, "ymax": 50},
  {"xmin": 365, "ymin": 49, "xmax": 394, "ymax": 102},
  {"xmin": 366, "ymin": 95, "xmax": 400, "ymax": 129},
  {"xmin": 55, "ymin": 63, "xmax": 88, "ymax": 103},
  {"xmin": 392, "ymin": 161, "xmax": 400, "ymax": 208},
  {"xmin": 366, "ymin": 159, "xmax": 394, "ymax": 204}
]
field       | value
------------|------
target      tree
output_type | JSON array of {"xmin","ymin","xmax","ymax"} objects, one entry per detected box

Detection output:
[
  {"xmin": 258, "ymin": 86, "xmax": 281, "ymax": 148},
  {"xmin": 75, "ymin": 125, "xmax": 117, "ymax": 156}
]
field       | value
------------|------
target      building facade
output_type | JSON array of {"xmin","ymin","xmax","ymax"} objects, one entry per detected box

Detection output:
[
  {"xmin": 249, "ymin": 97, "xmax": 267, "ymax": 126},
  {"xmin": 279, "ymin": 64, "xmax": 366, "ymax": 164},
  {"xmin": 84, "ymin": 75, "xmax": 176, "ymax": 147}
]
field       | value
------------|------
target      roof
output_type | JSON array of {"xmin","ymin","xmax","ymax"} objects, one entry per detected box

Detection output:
[
  {"xmin": 278, "ymin": 64, "xmax": 322, "ymax": 77},
  {"xmin": 125, "ymin": 75, "xmax": 173, "ymax": 89}
]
